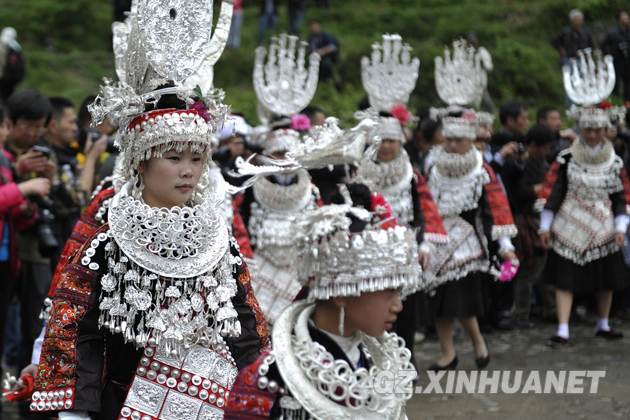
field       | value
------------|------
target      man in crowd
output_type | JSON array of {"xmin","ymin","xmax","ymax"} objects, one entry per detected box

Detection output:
[
  {"xmin": 551, "ymin": 9, "xmax": 594, "ymax": 66},
  {"xmin": 39, "ymin": 97, "xmax": 107, "ymax": 256},
  {"xmin": 536, "ymin": 105, "xmax": 578, "ymax": 162},
  {"xmin": 487, "ymin": 100, "xmax": 529, "ymax": 174},
  {"xmin": 4, "ymin": 89, "xmax": 57, "ymax": 390},
  {"xmin": 601, "ymin": 11, "xmax": 630, "ymax": 102},
  {"xmin": 308, "ymin": 19, "xmax": 340, "ymax": 85},
  {"xmin": 502, "ymin": 125, "xmax": 556, "ymax": 328}
]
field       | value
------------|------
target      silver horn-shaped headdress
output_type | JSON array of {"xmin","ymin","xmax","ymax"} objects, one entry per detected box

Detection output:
[
  {"xmin": 431, "ymin": 39, "xmax": 485, "ymax": 140},
  {"xmin": 361, "ymin": 34, "xmax": 420, "ymax": 113},
  {"xmin": 434, "ymin": 39, "xmax": 484, "ymax": 107},
  {"xmin": 563, "ymin": 49, "xmax": 625, "ymax": 128},
  {"xmin": 91, "ymin": 0, "xmax": 232, "ymax": 175},
  {"xmin": 253, "ymin": 34, "xmax": 321, "ymax": 124}
]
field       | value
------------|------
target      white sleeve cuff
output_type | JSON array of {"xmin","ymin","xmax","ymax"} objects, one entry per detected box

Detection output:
[
  {"xmin": 492, "ymin": 152, "xmax": 505, "ymax": 167},
  {"xmin": 615, "ymin": 214, "xmax": 630, "ymax": 233},
  {"xmin": 498, "ymin": 236, "xmax": 515, "ymax": 251},
  {"xmin": 31, "ymin": 324, "xmax": 46, "ymax": 365},
  {"xmin": 539, "ymin": 209, "xmax": 554, "ymax": 231},
  {"xmin": 58, "ymin": 411, "xmax": 90, "ymax": 420}
]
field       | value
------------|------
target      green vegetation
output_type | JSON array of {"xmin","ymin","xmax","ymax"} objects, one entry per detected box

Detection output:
[{"xmin": 1, "ymin": 0, "xmax": 627, "ymax": 126}]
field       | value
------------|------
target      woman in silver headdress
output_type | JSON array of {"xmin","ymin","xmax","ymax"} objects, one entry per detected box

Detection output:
[
  {"xmin": 226, "ymin": 184, "xmax": 422, "ymax": 420},
  {"xmin": 424, "ymin": 111, "xmax": 518, "ymax": 371}
]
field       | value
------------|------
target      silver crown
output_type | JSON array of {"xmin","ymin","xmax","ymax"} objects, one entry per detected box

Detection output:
[
  {"xmin": 361, "ymin": 34, "xmax": 420, "ymax": 113},
  {"xmin": 184, "ymin": 0, "xmax": 235, "ymax": 92},
  {"xmin": 93, "ymin": 0, "xmax": 232, "ymax": 131},
  {"xmin": 563, "ymin": 49, "xmax": 615, "ymax": 106},
  {"xmin": 434, "ymin": 39, "xmax": 484, "ymax": 107},
  {"xmin": 253, "ymin": 34, "xmax": 321, "ymax": 123}
]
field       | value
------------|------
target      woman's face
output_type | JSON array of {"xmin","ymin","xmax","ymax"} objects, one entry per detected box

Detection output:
[
  {"xmin": 445, "ymin": 137, "xmax": 472, "ymax": 154},
  {"xmin": 138, "ymin": 146, "xmax": 204, "ymax": 209},
  {"xmin": 582, "ymin": 127, "xmax": 606, "ymax": 147},
  {"xmin": 377, "ymin": 139, "xmax": 402, "ymax": 162},
  {"xmin": 342, "ymin": 288, "xmax": 403, "ymax": 338}
]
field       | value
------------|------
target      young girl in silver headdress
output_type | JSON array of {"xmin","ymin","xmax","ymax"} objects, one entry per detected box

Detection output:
[{"xmin": 226, "ymin": 184, "xmax": 422, "ymax": 420}]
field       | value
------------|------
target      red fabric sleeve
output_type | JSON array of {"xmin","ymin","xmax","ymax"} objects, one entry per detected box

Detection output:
[
  {"xmin": 413, "ymin": 169, "xmax": 448, "ymax": 243},
  {"xmin": 225, "ymin": 351, "xmax": 277, "ymax": 419},
  {"xmin": 232, "ymin": 198, "xmax": 254, "ymax": 259},
  {"xmin": 47, "ymin": 187, "xmax": 115, "ymax": 298},
  {"xmin": 535, "ymin": 160, "xmax": 562, "ymax": 212},
  {"xmin": 0, "ymin": 182, "xmax": 24, "ymax": 214},
  {"xmin": 482, "ymin": 162, "xmax": 517, "ymax": 239}
]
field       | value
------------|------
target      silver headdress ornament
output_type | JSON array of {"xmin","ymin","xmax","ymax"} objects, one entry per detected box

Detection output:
[
  {"xmin": 293, "ymin": 204, "xmax": 422, "ymax": 301},
  {"xmin": 432, "ymin": 40, "xmax": 486, "ymax": 140},
  {"xmin": 90, "ymin": 0, "xmax": 232, "ymax": 173},
  {"xmin": 361, "ymin": 34, "xmax": 419, "ymax": 144},
  {"xmin": 434, "ymin": 39, "xmax": 485, "ymax": 107},
  {"xmin": 254, "ymin": 34, "xmax": 321, "ymax": 124},
  {"xmin": 229, "ymin": 116, "xmax": 380, "ymax": 192},
  {"xmin": 361, "ymin": 34, "xmax": 420, "ymax": 113},
  {"xmin": 563, "ymin": 49, "xmax": 625, "ymax": 128}
]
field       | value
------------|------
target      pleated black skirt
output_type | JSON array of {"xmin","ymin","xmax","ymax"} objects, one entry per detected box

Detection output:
[
  {"xmin": 543, "ymin": 248, "xmax": 629, "ymax": 293},
  {"xmin": 429, "ymin": 271, "xmax": 488, "ymax": 318}
]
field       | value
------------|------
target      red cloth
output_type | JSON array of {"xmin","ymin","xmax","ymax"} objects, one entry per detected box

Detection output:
[
  {"xmin": 47, "ymin": 186, "xmax": 115, "ymax": 297},
  {"xmin": 482, "ymin": 162, "xmax": 516, "ymax": 227},
  {"xmin": 414, "ymin": 168, "xmax": 448, "ymax": 243},
  {"xmin": 4, "ymin": 375, "xmax": 34, "ymax": 402},
  {"xmin": 537, "ymin": 160, "xmax": 561, "ymax": 207}
]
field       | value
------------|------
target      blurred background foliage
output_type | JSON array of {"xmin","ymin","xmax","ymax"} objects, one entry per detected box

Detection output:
[{"xmin": 0, "ymin": 0, "xmax": 628, "ymax": 127}]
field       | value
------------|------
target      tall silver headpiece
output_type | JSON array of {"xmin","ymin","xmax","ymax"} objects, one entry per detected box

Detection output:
[
  {"xmin": 361, "ymin": 34, "xmax": 420, "ymax": 113},
  {"xmin": 293, "ymin": 204, "xmax": 422, "ymax": 301},
  {"xmin": 563, "ymin": 49, "xmax": 624, "ymax": 128},
  {"xmin": 432, "ymin": 40, "xmax": 485, "ymax": 140},
  {"xmin": 253, "ymin": 34, "xmax": 321, "ymax": 124},
  {"xmin": 91, "ymin": 0, "xmax": 232, "ymax": 172},
  {"xmin": 434, "ymin": 39, "xmax": 484, "ymax": 107}
]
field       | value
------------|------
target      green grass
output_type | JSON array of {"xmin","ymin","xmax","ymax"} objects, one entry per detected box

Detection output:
[{"xmin": 1, "ymin": 0, "xmax": 627, "ymax": 127}]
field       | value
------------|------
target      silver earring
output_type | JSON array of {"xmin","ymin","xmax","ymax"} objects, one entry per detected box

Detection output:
[{"xmin": 339, "ymin": 307, "xmax": 345, "ymax": 336}]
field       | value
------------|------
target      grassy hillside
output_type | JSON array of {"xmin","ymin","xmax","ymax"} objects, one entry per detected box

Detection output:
[{"xmin": 1, "ymin": 0, "xmax": 627, "ymax": 126}]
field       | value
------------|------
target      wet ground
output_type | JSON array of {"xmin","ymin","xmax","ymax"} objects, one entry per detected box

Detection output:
[
  {"xmin": 2, "ymin": 318, "xmax": 628, "ymax": 419},
  {"xmin": 407, "ymin": 318, "xmax": 630, "ymax": 419}
]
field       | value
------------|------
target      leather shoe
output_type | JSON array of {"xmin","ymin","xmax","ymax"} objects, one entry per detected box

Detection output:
[
  {"xmin": 428, "ymin": 355, "xmax": 458, "ymax": 372},
  {"xmin": 475, "ymin": 338, "xmax": 490, "ymax": 369},
  {"xmin": 595, "ymin": 329, "xmax": 623, "ymax": 340},
  {"xmin": 547, "ymin": 335, "xmax": 568, "ymax": 347}
]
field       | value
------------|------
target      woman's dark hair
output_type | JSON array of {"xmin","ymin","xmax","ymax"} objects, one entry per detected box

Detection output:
[
  {"xmin": 144, "ymin": 82, "xmax": 188, "ymax": 112},
  {"xmin": 422, "ymin": 117, "xmax": 442, "ymax": 143},
  {"xmin": 7, "ymin": 89, "xmax": 52, "ymax": 125},
  {"xmin": 0, "ymin": 105, "xmax": 7, "ymax": 124},
  {"xmin": 329, "ymin": 183, "xmax": 374, "ymax": 233},
  {"xmin": 269, "ymin": 115, "xmax": 292, "ymax": 130}
]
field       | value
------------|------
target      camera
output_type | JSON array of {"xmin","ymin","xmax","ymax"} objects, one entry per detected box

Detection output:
[
  {"xmin": 516, "ymin": 143, "xmax": 526, "ymax": 156},
  {"xmin": 27, "ymin": 194, "xmax": 60, "ymax": 258},
  {"xmin": 77, "ymin": 127, "xmax": 117, "ymax": 154}
]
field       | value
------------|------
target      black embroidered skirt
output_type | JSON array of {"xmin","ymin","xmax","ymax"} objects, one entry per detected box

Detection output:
[
  {"xmin": 429, "ymin": 271, "xmax": 488, "ymax": 318},
  {"xmin": 543, "ymin": 248, "xmax": 629, "ymax": 293}
]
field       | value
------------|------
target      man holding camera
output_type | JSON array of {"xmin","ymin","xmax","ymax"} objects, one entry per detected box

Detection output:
[
  {"xmin": 39, "ymin": 97, "xmax": 107, "ymax": 253},
  {"xmin": 4, "ymin": 89, "xmax": 58, "ymax": 381},
  {"xmin": 485, "ymin": 100, "xmax": 530, "ymax": 331}
]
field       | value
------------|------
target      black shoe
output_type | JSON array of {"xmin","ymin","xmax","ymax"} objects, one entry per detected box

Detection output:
[
  {"xmin": 475, "ymin": 338, "xmax": 490, "ymax": 369},
  {"xmin": 595, "ymin": 329, "xmax": 623, "ymax": 340},
  {"xmin": 547, "ymin": 335, "xmax": 569, "ymax": 347},
  {"xmin": 428, "ymin": 355, "xmax": 458, "ymax": 372},
  {"xmin": 515, "ymin": 318, "xmax": 535, "ymax": 329}
]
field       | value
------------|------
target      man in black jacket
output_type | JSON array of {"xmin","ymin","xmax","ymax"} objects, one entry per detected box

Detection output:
[
  {"xmin": 551, "ymin": 9, "xmax": 594, "ymax": 67},
  {"xmin": 601, "ymin": 11, "xmax": 630, "ymax": 101}
]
